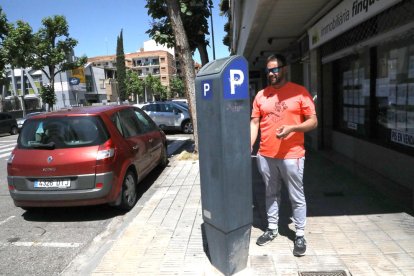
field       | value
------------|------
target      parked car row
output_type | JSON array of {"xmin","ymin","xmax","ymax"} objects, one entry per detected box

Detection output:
[
  {"xmin": 7, "ymin": 105, "xmax": 168, "ymax": 211},
  {"xmin": 136, "ymin": 101, "xmax": 193, "ymax": 134},
  {"xmin": 0, "ymin": 112, "xmax": 18, "ymax": 135}
]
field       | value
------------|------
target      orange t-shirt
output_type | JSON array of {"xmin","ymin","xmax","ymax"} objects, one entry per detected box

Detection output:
[{"xmin": 251, "ymin": 82, "xmax": 316, "ymax": 159}]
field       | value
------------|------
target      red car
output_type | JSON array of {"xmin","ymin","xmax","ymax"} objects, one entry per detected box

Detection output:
[{"xmin": 7, "ymin": 105, "xmax": 167, "ymax": 210}]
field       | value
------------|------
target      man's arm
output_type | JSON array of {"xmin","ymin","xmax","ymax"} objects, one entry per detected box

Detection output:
[
  {"xmin": 250, "ymin": 117, "xmax": 260, "ymax": 151},
  {"xmin": 276, "ymin": 114, "xmax": 318, "ymax": 139}
]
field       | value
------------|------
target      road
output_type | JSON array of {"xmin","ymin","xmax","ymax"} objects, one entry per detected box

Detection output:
[{"xmin": 0, "ymin": 132, "xmax": 191, "ymax": 276}]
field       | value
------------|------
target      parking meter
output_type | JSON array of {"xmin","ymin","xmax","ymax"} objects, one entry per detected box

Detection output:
[{"xmin": 195, "ymin": 55, "xmax": 252, "ymax": 275}]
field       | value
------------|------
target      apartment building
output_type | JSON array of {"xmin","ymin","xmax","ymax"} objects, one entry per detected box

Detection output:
[{"xmin": 88, "ymin": 49, "xmax": 177, "ymax": 97}]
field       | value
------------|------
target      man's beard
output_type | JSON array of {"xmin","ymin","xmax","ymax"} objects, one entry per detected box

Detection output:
[{"xmin": 268, "ymin": 74, "xmax": 282, "ymax": 86}]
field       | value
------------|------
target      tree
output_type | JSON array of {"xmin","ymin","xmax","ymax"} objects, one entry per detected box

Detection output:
[
  {"xmin": 151, "ymin": 77, "xmax": 168, "ymax": 100},
  {"xmin": 39, "ymin": 84, "xmax": 56, "ymax": 108},
  {"xmin": 116, "ymin": 29, "xmax": 127, "ymax": 102},
  {"xmin": 146, "ymin": 0, "xmax": 213, "ymax": 66},
  {"xmin": 2, "ymin": 20, "xmax": 35, "ymax": 115},
  {"xmin": 165, "ymin": 0, "xmax": 198, "ymax": 152},
  {"xmin": 3, "ymin": 21, "xmax": 34, "ymax": 69},
  {"xmin": 219, "ymin": 0, "xmax": 232, "ymax": 52},
  {"xmin": 126, "ymin": 70, "xmax": 144, "ymax": 103},
  {"xmin": 0, "ymin": 6, "xmax": 9, "ymax": 77},
  {"xmin": 31, "ymin": 15, "xmax": 87, "ymax": 111},
  {"xmin": 170, "ymin": 76, "xmax": 185, "ymax": 98},
  {"xmin": 144, "ymin": 73, "xmax": 156, "ymax": 102},
  {"xmin": 0, "ymin": 6, "xmax": 9, "ymax": 112}
]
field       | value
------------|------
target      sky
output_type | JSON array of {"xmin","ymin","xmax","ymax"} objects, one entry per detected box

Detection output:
[{"xmin": 0, "ymin": 0, "xmax": 230, "ymax": 63}]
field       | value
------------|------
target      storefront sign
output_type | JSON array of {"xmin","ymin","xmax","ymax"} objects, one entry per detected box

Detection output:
[
  {"xmin": 71, "ymin": 67, "xmax": 86, "ymax": 92},
  {"xmin": 391, "ymin": 129, "xmax": 414, "ymax": 148},
  {"xmin": 308, "ymin": 0, "xmax": 402, "ymax": 50}
]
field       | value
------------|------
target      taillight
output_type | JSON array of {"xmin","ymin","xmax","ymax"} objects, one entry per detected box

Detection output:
[
  {"xmin": 7, "ymin": 150, "xmax": 15, "ymax": 165},
  {"xmin": 97, "ymin": 139, "xmax": 115, "ymax": 162}
]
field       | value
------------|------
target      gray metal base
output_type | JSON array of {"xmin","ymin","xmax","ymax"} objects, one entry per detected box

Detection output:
[{"xmin": 204, "ymin": 223, "xmax": 251, "ymax": 276}]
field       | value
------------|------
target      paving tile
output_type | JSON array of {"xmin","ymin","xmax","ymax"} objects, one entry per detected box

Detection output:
[
  {"xmin": 396, "ymin": 239, "xmax": 414, "ymax": 253},
  {"xmin": 374, "ymin": 240, "xmax": 405, "ymax": 254},
  {"xmin": 385, "ymin": 253, "xmax": 414, "ymax": 268}
]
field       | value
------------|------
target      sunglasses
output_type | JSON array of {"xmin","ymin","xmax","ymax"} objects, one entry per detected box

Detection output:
[{"xmin": 266, "ymin": 66, "xmax": 284, "ymax": 74}]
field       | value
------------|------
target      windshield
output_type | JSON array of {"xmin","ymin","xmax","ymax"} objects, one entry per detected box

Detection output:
[{"xmin": 18, "ymin": 116, "xmax": 109, "ymax": 149}]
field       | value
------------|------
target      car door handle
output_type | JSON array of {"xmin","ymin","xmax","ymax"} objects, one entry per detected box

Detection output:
[
  {"xmin": 132, "ymin": 145, "xmax": 139, "ymax": 150},
  {"xmin": 148, "ymin": 138, "xmax": 153, "ymax": 143}
]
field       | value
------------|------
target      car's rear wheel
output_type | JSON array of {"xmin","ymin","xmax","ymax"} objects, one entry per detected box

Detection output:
[
  {"xmin": 182, "ymin": 120, "xmax": 193, "ymax": 134},
  {"xmin": 119, "ymin": 171, "xmax": 137, "ymax": 210},
  {"xmin": 10, "ymin": 126, "xmax": 18, "ymax": 135}
]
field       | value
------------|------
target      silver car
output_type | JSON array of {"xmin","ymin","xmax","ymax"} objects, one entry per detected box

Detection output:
[{"xmin": 136, "ymin": 101, "xmax": 193, "ymax": 134}]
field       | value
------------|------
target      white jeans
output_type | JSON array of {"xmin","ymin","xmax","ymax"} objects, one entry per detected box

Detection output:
[{"xmin": 256, "ymin": 154, "xmax": 306, "ymax": 237}]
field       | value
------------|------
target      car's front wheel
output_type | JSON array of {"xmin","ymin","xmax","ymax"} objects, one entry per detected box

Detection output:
[
  {"xmin": 182, "ymin": 120, "xmax": 193, "ymax": 134},
  {"xmin": 119, "ymin": 171, "xmax": 137, "ymax": 210}
]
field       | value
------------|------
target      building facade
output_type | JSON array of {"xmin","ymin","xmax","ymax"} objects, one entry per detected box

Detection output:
[
  {"xmin": 88, "ymin": 49, "xmax": 177, "ymax": 102},
  {"xmin": 231, "ymin": 0, "xmax": 414, "ymax": 209}
]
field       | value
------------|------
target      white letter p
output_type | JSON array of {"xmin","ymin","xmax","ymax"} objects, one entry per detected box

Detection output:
[{"xmin": 230, "ymin": 69, "xmax": 244, "ymax": 95}]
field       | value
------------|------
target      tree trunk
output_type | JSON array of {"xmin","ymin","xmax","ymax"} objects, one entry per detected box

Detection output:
[
  {"xmin": 197, "ymin": 42, "xmax": 210, "ymax": 66},
  {"xmin": 49, "ymin": 66, "xmax": 55, "ymax": 111},
  {"xmin": 166, "ymin": 0, "xmax": 198, "ymax": 152}
]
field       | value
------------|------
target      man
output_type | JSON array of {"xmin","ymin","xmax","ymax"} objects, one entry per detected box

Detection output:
[{"xmin": 250, "ymin": 54, "xmax": 317, "ymax": 256}]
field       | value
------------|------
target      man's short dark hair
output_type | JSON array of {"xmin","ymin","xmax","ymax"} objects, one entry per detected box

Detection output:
[{"xmin": 267, "ymin": 54, "xmax": 287, "ymax": 67}]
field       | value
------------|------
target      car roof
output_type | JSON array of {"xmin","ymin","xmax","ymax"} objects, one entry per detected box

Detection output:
[
  {"xmin": 34, "ymin": 105, "xmax": 133, "ymax": 118},
  {"xmin": 140, "ymin": 101, "xmax": 185, "ymax": 105}
]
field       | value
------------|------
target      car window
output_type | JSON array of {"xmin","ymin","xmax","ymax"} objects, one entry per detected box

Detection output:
[
  {"xmin": 18, "ymin": 116, "xmax": 109, "ymax": 149},
  {"xmin": 158, "ymin": 103, "xmax": 173, "ymax": 113},
  {"xmin": 142, "ymin": 104, "xmax": 158, "ymax": 112},
  {"xmin": 116, "ymin": 108, "xmax": 144, "ymax": 138},
  {"xmin": 134, "ymin": 108, "xmax": 158, "ymax": 133}
]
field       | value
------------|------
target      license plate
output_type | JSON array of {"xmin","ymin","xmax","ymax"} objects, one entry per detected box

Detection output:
[{"xmin": 34, "ymin": 180, "xmax": 70, "ymax": 189}]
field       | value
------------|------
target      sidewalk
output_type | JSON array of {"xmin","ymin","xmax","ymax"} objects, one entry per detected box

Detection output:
[{"xmin": 88, "ymin": 148, "xmax": 414, "ymax": 275}]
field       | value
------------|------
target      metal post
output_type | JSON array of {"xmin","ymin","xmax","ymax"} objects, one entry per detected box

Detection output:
[{"xmin": 209, "ymin": 4, "xmax": 216, "ymax": 60}]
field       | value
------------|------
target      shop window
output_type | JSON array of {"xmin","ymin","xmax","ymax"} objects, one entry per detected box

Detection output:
[
  {"xmin": 375, "ymin": 35, "xmax": 414, "ymax": 153},
  {"xmin": 332, "ymin": 31, "xmax": 414, "ymax": 155},
  {"xmin": 333, "ymin": 48, "xmax": 371, "ymax": 138}
]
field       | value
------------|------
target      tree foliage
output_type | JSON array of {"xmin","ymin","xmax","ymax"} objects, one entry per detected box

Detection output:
[
  {"xmin": 31, "ymin": 15, "xmax": 87, "ymax": 110},
  {"xmin": 39, "ymin": 84, "xmax": 56, "ymax": 107},
  {"xmin": 0, "ymin": 6, "xmax": 9, "ymax": 77},
  {"xmin": 116, "ymin": 29, "xmax": 127, "ymax": 102},
  {"xmin": 2, "ymin": 20, "xmax": 34, "ymax": 69},
  {"xmin": 126, "ymin": 70, "xmax": 145, "ymax": 102},
  {"xmin": 219, "ymin": 0, "xmax": 232, "ymax": 52},
  {"xmin": 146, "ymin": 0, "xmax": 213, "ymax": 66},
  {"xmin": 151, "ymin": 77, "xmax": 167, "ymax": 100},
  {"xmin": 170, "ymin": 76, "xmax": 185, "ymax": 98}
]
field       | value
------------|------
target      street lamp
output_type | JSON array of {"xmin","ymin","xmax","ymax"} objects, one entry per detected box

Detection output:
[{"xmin": 209, "ymin": 3, "xmax": 216, "ymax": 60}]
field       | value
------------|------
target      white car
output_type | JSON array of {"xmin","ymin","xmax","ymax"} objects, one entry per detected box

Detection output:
[
  {"xmin": 17, "ymin": 112, "xmax": 46, "ymax": 131},
  {"xmin": 136, "ymin": 101, "xmax": 193, "ymax": 134}
]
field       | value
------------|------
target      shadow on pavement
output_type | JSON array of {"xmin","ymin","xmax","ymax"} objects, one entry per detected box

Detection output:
[{"xmin": 251, "ymin": 149, "xmax": 413, "ymax": 241}]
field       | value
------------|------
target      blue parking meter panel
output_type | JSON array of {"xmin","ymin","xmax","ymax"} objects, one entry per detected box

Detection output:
[
  {"xmin": 200, "ymin": 79, "xmax": 213, "ymax": 100},
  {"xmin": 222, "ymin": 58, "xmax": 249, "ymax": 100}
]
